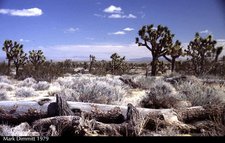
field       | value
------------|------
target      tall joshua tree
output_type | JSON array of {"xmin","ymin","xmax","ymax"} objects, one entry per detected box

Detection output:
[
  {"xmin": 185, "ymin": 33, "xmax": 223, "ymax": 75},
  {"xmin": 110, "ymin": 53, "xmax": 126, "ymax": 75},
  {"xmin": 2, "ymin": 40, "xmax": 23, "ymax": 74},
  {"xmin": 163, "ymin": 40, "xmax": 183, "ymax": 72},
  {"xmin": 12, "ymin": 45, "xmax": 27, "ymax": 77},
  {"xmin": 136, "ymin": 24, "xmax": 174, "ymax": 76},
  {"xmin": 89, "ymin": 55, "xmax": 96, "ymax": 73},
  {"xmin": 28, "ymin": 50, "xmax": 46, "ymax": 71}
]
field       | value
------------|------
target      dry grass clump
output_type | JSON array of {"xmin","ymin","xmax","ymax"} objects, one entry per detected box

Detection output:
[
  {"xmin": 18, "ymin": 77, "xmax": 37, "ymax": 87},
  {"xmin": 52, "ymin": 74, "xmax": 129, "ymax": 104},
  {"xmin": 0, "ymin": 82, "xmax": 14, "ymax": 91},
  {"xmin": 0, "ymin": 76, "xmax": 12, "ymax": 84},
  {"xmin": 15, "ymin": 87, "xmax": 37, "ymax": 97},
  {"xmin": 0, "ymin": 90, "xmax": 8, "ymax": 101},
  {"xmin": 32, "ymin": 81, "xmax": 50, "ymax": 91},
  {"xmin": 139, "ymin": 79, "xmax": 181, "ymax": 109},
  {"xmin": 0, "ymin": 123, "xmax": 39, "ymax": 136},
  {"xmin": 175, "ymin": 81, "xmax": 225, "ymax": 106}
]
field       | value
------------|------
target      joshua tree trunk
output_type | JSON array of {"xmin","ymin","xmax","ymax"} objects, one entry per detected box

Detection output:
[
  {"xmin": 171, "ymin": 58, "xmax": 176, "ymax": 72},
  {"xmin": 151, "ymin": 56, "xmax": 158, "ymax": 76},
  {"xmin": 7, "ymin": 59, "xmax": 11, "ymax": 75}
]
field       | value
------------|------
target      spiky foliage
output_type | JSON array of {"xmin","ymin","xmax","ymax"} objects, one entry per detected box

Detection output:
[
  {"xmin": 2, "ymin": 40, "xmax": 23, "ymax": 74},
  {"xmin": 110, "ymin": 53, "xmax": 126, "ymax": 75},
  {"xmin": 12, "ymin": 46, "xmax": 28, "ymax": 77},
  {"xmin": 163, "ymin": 40, "xmax": 183, "ymax": 72},
  {"xmin": 136, "ymin": 24, "xmax": 175, "ymax": 76},
  {"xmin": 185, "ymin": 33, "xmax": 223, "ymax": 75},
  {"xmin": 89, "ymin": 55, "xmax": 96, "ymax": 73},
  {"xmin": 28, "ymin": 50, "xmax": 46, "ymax": 71}
]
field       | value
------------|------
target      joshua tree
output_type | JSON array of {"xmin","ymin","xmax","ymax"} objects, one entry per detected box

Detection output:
[
  {"xmin": 110, "ymin": 53, "xmax": 126, "ymax": 75},
  {"xmin": 12, "ymin": 46, "xmax": 28, "ymax": 77},
  {"xmin": 185, "ymin": 33, "xmax": 223, "ymax": 75},
  {"xmin": 28, "ymin": 50, "xmax": 46, "ymax": 71},
  {"xmin": 163, "ymin": 40, "xmax": 183, "ymax": 72},
  {"xmin": 89, "ymin": 55, "xmax": 96, "ymax": 73},
  {"xmin": 2, "ymin": 40, "xmax": 23, "ymax": 74},
  {"xmin": 136, "ymin": 24, "xmax": 175, "ymax": 76}
]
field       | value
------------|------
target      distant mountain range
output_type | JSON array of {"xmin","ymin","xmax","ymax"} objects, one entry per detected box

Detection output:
[{"xmin": 128, "ymin": 57, "xmax": 152, "ymax": 63}]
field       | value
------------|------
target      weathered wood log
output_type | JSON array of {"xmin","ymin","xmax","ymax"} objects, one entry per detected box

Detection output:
[
  {"xmin": 164, "ymin": 75, "xmax": 188, "ymax": 84},
  {"xmin": 1, "ymin": 99, "xmax": 224, "ymax": 127},
  {"xmin": 32, "ymin": 116, "xmax": 83, "ymax": 136},
  {"xmin": 164, "ymin": 75, "xmax": 225, "ymax": 86},
  {"xmin": 0, "ymin": 100, "xmax": 51, "ymax": 125},
  {"xmin": 176, "ymin": 105, "xmax": 225, "ymax": 124},
  {"xmin": 56, "ymin": 94, "xmax": 75, "ymax": 116},
  {"xmin": 119, "ymin": 77, "xmax": 141, "ymax": 89}
]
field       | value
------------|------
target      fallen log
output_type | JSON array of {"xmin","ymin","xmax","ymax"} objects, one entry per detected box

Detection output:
[
  {"xmin": 32, "ymin": 116, "xmax": 82, "ymax": 136},
  {"xmin": 119, "ymin": 77, "xmax": 141, "ymax": 89},
  {"xmin": 0, "ymin": 98, "xmax": 224, "ymax": 127}
]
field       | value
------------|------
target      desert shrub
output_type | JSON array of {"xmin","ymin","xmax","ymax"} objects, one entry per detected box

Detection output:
[
  {"xmin": 15, "ymin": 87, "xmax": 37, "ymax": 97},
  {"xmin": 0, "ymin": 123, "xmax": 39, "ymax": 136},
  {"xmin": 0, "ymin": 90, "xmax": 8, "ymax": 101},
  {"xmin": 18, "ymin": 77, "xmax": 37, "ymax": 87},
  {"xmin": 57, "ymin": 88, "xmax": 78, "ymax": 101},
  {"xmin": 53, "ymin": 74, "xmax": 129, "ymax": 104},
  {"xmin": 0, "ymin": 76, "xmax": 12, "ymax": 84},
  {"xmin": 140, "ymin": 79, "xmax": 179, "ymax": 108},
  {"xmin": 175, "ymin": 81, "xmax": 225, "ymax": 106},
  {"xmin": 0, "ymin": 82, "xmax": 14, "ymax": 91},
  {"xmin": 133, "ymin": 75, "xmax": 158, "ymax": 89},
  {"xmin": 47, "ymin": 82, "xmax": 62, "ymax": 96},
  {"xmin": 0, "ymin": 62, "xmax": 8, "ymax": 75},
  {"xmin": 32, "ymin": 81, "xmax": 50, "ymax": 91}
]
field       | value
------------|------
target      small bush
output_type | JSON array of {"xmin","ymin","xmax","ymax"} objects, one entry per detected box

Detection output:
[
  {"xmin": 0, "ymin": 76, "xmax": 12, "ymax": 84},
  {"xmin": 0, "ymin": 123, "xmax": 39, "ymax": 136},
  {"xmin": 32, "ymin": 81, "xmax": 50, "ymax": 91},
  {"xmin": 175, "ymin": 81, "xmax": 225, "ymax": 106},
  {"xmin": 140, "ymin": 79, "xmax": 180, "ymax": 108},
  {"xmin": 15, "ymin": 87, "xmax": 37, "ymax": 97},
  {"xmin": 53, "ymin": 74, "xmax": 129, "ymax": 104},
  {"xmin": 0, "ymin": 90, "xmax": 8, "ymax": 101},
  {"xmin": 0, "ymin": 83, "xmax": 14, "ymax": 91},
  {"xmin": 18, "ymin": 77, "xmax": 37, "ymax": 87},
  {"xmin": 133, "ymin": 75, "xmax": 163, "ymax": 89}
]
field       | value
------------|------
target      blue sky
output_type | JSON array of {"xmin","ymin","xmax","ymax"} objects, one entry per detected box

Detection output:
[{"xmin": 0, "ymin": 0, "xmax": 225, "ymax": 60}]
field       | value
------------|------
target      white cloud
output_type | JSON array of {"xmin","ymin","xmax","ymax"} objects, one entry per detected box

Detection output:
[
  {"xmin": 102, "ymin": 5, "xmax": 137, "ymax": 19},
  {"xmin": 108, "ymin": 14, "xmax": 137, "ymax": 19},
  {"xmin": 109, "ymin": 31, "xmax": 126, "ymax": 35},
  {"xmin": 93, "ymin": 13, "xmax": 106, "ymax": 18},
  {"xmin": 64, "ymin": 27, "xmax": 79, "ymax": 33},
  {"xmin": 0, "ymin": 8, "xmax": 43, "ymax": 17},
  {"xmin": 19, "ymin": 39, "xmax": 30, "ymax": 43},
  {"xmin": 103, "ymin": 5, "xmax": 122, "ymax": 13},
  {"xmin": 126, "ymin": 14, "xmax": 137, "ymax": 19},
  {"xmin": 199, "ymin": 29, "xmax": 211, "ymax": 34},
  {"xmin": 108, "ymin": 14, "xmax": 122, "ymax": 18},
  {"xmin": 123, "ymin": 27, "xmax": 134, "ymax": 31}
]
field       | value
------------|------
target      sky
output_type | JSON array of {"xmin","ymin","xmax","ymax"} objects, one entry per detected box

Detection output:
[{"xmin": 0, "ymin": 0, "xmax": 225, "ymax": 61}]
